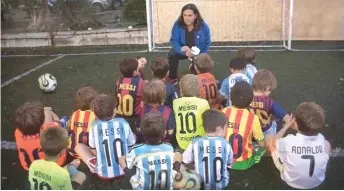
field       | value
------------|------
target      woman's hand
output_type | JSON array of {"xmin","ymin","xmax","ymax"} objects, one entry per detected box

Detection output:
[
  {"xmin": 185, "ymin": 50, "xmax": 195, "ymax": 58},
  {"xmin": 181, "ymin": 46, "xmax": 190, "ymax": 53}
]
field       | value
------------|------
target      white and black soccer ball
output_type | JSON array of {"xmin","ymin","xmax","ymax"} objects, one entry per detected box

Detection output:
[
  {"xmin": 37, "ymin": 73, "xmax": 57, "ymax": 92},
  {"xmin": 173, "ymin": 169, "xmax": 201, "ymax": 190}
]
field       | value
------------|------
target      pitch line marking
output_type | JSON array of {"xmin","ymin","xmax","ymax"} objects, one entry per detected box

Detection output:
[{"xmin": 1, "ymin": 55, "xmax": 66, "ymax": 88}]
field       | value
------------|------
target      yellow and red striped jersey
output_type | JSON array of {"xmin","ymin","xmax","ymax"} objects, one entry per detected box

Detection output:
[
  {"xmin": 68, "ymin": 109, "xmax": 96, "ymax": 156},
  {"xmin": 222, "ymin": 107, "xmax": 264, "ymax": 162}
]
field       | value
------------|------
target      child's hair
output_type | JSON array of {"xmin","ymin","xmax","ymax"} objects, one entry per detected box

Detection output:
[
  {"xmin": 236, "ymin": 47, "xmax": 256, "ymax": 64},
  {"xmin": 295, "ymin": 102, "xmax": 325, "ymax": 136},
  {"xmin": 230, "ymin": 81, "xmax": 254, "ymax": 109},
  {"xmin": 140, "ymin": 112, "xmax": 165, "ymax": 144},
  {"xmin": 143, "ymin": 79, "xmax": 166, "ymax": 105},
  {"xmin": 252, "ymin": 69, "xmax": 277, "ymax": 92},
  {"xmin": 229, "ymin": 58, "xmax": 246, "ymax": 71},
  {"xmin": 90, "ymin": 94, "xmax": 116, "ymax": 120},
  {"xmin": 40, "ymin": 127, "xmax": 68, "ymax": 157},
  {"xmin": 179, "ymin": 74, "xmax": 199, "ymax": 97},
  {"xmin": 135, "ymin": 56, "xmax": 148, "ymax": 61},
  {"xmin": 202, "ymin": 109, "xmax": 228, "ymax": 133},
  {"xmin": 15, "ymin": 101, "xmax": 45, "ymax": 135},
  {"xmin": 120, "ymin": 58, "xmax": 139, "ymax": 77},
  {"xmin": 75, "ymin": 86, "xmax": 98, "ymax": 110},
  {"xmin": 151, "ymin": 57, "xmax": 169, "ymax": 79},
  {"xmin": 194, "ymin": 53, "xmax": 214, "ymax": 73}
]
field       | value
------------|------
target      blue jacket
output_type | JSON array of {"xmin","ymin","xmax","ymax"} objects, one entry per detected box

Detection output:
[{"xmin": 169, "ymin": 21, "xmax": 211, "ymax": 55}]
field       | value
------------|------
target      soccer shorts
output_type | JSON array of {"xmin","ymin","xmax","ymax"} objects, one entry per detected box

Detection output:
[{"xmin": 232, "ymin": 148, "xmax": 266, "ymax": 170}]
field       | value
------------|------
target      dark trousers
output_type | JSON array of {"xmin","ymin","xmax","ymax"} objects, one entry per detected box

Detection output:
[{"xmin": 168, "ymin": 49, "xmax": 196, "ymax": 79}]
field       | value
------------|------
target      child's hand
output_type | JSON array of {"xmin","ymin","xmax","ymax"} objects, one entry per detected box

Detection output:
[
  {"xmin": 137, "ymin": 57, "xmax": 147, "ymax": 70},
  {"xmin": 283, "ymin": 114, "xmax": 295, "ymax": 129}
]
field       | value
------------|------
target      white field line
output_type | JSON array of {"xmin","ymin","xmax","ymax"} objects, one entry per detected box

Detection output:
[
  {"xmin": 2, "ymin": 48, "xmax": 344, "ymax": 58},
  {"xmin": 1, "ymin": 55, "xmax": 66, "ymax": 88},
  {"xmin": 1, "ymin": 140, "xmax": 344, "ymax": 158}
]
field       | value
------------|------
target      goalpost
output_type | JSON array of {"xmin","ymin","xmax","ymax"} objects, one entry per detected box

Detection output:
[
  {"xmin": 146, "ymin": 0, "xmax": 292, "ymax": 51},
  {"xmin": 146, "ymin": 0, "xmax": 344, "ymax": 52}
]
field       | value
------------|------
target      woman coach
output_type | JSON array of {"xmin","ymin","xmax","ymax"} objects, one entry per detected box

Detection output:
[{"xmin": 168, "ymin": 3, "xmax": 211, "ymax": 84}]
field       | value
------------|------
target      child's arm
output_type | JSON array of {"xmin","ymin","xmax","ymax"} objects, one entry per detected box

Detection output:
[
  {"xmin": 271, "ymin": 101, "xmax": 287, "ymax": 120},
  {"xmin": 219, "ymin": 79, "xmax": 229, "ymax": 100},
  {"xmin": 325, "ymin": 141, "xmax": 331, "ymax": 155},
  {"xmin": 70, "ymin": 171, "xmax": 86, "ymax": 190},
  {"xmin": 173, "ymin": 152, "xmax": 183, "ymax": 172},
  {"xmin": 252, "ymin": 116, "xmax": 266, "ymax": 148},
  {"xmin": 167, "ymin": 111, "xmax": 176, "ymax": 137},
  {"xmin": 267, "ymin": 114, "xmax": 295, "ymax": 151},
  {"xmin": 181, "ymin": 144, "xmax": 195, "ymax": 170}
]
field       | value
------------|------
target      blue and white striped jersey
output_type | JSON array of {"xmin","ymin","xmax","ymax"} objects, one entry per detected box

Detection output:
[
  {"xmin": 219, "ymin": 73, "xmax": 250, "ymax": 106},
  {"xmin": 126, "ymin": 143, "xmax": 176, "ymax": 190},
  {"xmin": 183, "ymin": 136, "xmax": 233, "ymax": 189},
  {"xmin": 245, "ymin": 64, "xmax": 258, "ymax": 84},
  {"xmin": 89, "ymin": 118, "xmax": 136, "ymax": 178}
]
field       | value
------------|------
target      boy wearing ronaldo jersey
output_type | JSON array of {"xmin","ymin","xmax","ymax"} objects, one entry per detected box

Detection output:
[
  {"xmin": 29, "ymin": 127, "xmax": 86, "ymax": 190},
  {"xmin": 67, "ymin": 86, "xmax": 98, "ymax": 156},
  {"xmin": 250, "ymin": 70, "xmax": 287, "ymax": 136},
  {"xmin": 194, "ymin": 54, "xmax": 222, "ymax": 109},
  {"xmin": 119, "ymin": 112, "xmax": 181, "ymax": 190},
  {"xmin": 183, "ymin": 109, "xmax": 233, "ymax": 189},
  {"xmin": 173, "ymin": 74, "xmax": 210, "ymax": 151},
  {"xmin": 267, "ymin": 102, "xmax": 331, "ymax": 189},
  {"xmin": 75, "ymin": 94, "xmax": 136, "ymax": 179},
  {"xmin": 220, "ymin": 58, "xmax": 250, "ymax": 106},
  {"xmin": 222, "ymin": 81, "xmax": 265, "ymax": 170}
]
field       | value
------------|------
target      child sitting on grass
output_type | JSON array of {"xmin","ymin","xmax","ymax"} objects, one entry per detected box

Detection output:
[
  {"xmin": 236, "ymin": 47, "xmax": 258, "ymax": 83},
  {"xmin": 150, "ymin": 57, "xmax": 179, "ymax": 108},
  {"xmin": 138, "ymin": 79, "xmax": 175, "ymax": 143},
  {"xmin": 29, "ymin": 127, "xmax": 86, "ymax": 190},
  {"xmin": 194, "ymin": 53, "xmax": 222, "ymax": 109},
  {"xmin": 222, "ymin": 81, "xmax": 265, "ymax": 170},
  {"xmin": 267, "ymin": 102, "xmax": 331, "ymax": 189},
  {"xmin": 183, "ymin": 109, "xmax": 233, "ymax": 189},
  {"xmin": 249, "ymin": 70, "xmax": 287, "ymax": 136},
  {"xmin": 219, "ymin": 58, "xmax": 250, "ymax": 106}
]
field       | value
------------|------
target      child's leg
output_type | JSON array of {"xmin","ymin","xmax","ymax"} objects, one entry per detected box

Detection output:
[
  {"xmin": 75, "ymin": 143, "xmax": 96, "ymax": 173},
  {"xmin": 70, "ymin": 170, "xmax": 86, "ymax": 190}
]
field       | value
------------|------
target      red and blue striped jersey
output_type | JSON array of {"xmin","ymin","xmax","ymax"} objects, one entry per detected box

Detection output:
[
  {"xmin": 139, "ymin": 104, "xmax": 175, "ymax": 142},
  {"xmin": 116, "ymin": 76, "xmax": 145, "ymax": 117},
  {"xmin": 249, "ymin": 95, "xmax": 286, "ymax": 132}
]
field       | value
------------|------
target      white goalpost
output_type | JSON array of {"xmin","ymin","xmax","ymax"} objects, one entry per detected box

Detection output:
[
  {"xmin": 146, "ymin": 0, "xmax": 292, "ymax": 51},
  {"xmin": 146, "ymin": 0, "xmax": 344, "ymax": 52}
]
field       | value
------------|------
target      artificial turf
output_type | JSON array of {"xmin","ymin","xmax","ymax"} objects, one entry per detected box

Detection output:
[{"xmin": 1, "ymin": 49, "xmax": 344, "ymax": 189}]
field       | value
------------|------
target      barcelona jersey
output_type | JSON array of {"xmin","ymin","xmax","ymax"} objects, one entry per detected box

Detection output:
[
  {"xmin": 116, "ymin": 76, "xmax": 145, "ymax": 117},
  {"xmin": 15, "ymin": 122, "xmax": 67, "ymax": 171},
  {"xmin": 198, "ymin": 72, "xmax": 220, "ymax": 109},
  {"xmin": 222, "ymin": 107, "xmax": 264, "ymax": 163},
  {"xmin": 249, "ymin": 96, "xmax": 286, "ymax": 132},
  {"xmin": 68, "ymin": 109, "xmax": 96, "ymax": 156},
  {"xmin": 139, "ymin": 104, "xmax": 175, "ymax": 141}
]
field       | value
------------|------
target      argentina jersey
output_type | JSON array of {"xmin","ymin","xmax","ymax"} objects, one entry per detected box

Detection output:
[
  {"xmin": 220, "ymin": 73, "xmax": 250, "ymax": 106},
  {"xmin": 183, "ymin": 137, "xmax": 233, "ymax": 189},
  {"xmin": 126, "ymin": 143, "xmax": 175, "ymax": 190},
  {"xmin": 89, "ymin": 118, "xmax": 136, "ymax": 178},
  {"xmin": 245, "ymin": 64, "xmax": 257, "ymax": 84}
]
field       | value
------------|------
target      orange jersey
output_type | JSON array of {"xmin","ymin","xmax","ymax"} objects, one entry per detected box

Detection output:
[
  {"xmin": 222, "ymin": 107, "xmax": 264, "ymax": 162},
  {"xmin": 15, "ymin": 122, "xmax": 67, "ymax": 171},
  {"xmin": 198, "ymin": 73, "xmax": 220, "ymax": 109},
  {"xmin": 68, "ymin": 110, "xmax": 96, "ymax": 156}
]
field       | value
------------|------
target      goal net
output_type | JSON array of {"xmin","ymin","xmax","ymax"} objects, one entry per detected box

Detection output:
[
  {"xmin": 146, "ymin": 0, "xmax": 344, "ymax": 51},
  {"xmin": 146, "ymin": 0, "xmax": 290, "ymax": 51}
]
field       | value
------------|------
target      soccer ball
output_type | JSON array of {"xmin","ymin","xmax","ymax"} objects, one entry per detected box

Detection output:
[
  {"xmin": 37, "ymin": 73, "xmax": 57, "ymax": 92},
  {"xmin": 173, "ymin": 169, "xmax": 201, "ymax": 190}
]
